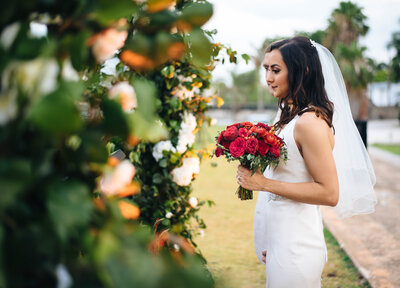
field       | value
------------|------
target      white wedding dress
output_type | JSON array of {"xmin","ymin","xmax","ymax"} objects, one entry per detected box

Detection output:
[{"xmin": 254, "ymin": 114, "xmax": 327, "ymax": 288}]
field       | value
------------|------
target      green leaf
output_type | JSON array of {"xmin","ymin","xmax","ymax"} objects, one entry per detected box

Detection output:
[
  {"xmin": 185, "ymin": 29, "xmax": 213, "ymax": 67},
  {"xmin": 0, "ymin": 159, "xmax": 31, "ymax": 211},
  {"xmin": 47, "ymin": 180, "xmax": 93, "ymax": 242},
  {"xmin": 82, "ymin": 133, "xmax": 109, "ymax": 163},
  {"xmin": 101, "ymin": 98, "xmax": 130, "ymax": 138},
  {"xmin": 29, "ymin": 82, "xmax": 84, "ymax": 135},
  {"xmin": 180, "ymin": 2, "xmax": 213, "ymax": 27},
  {"xmin": 241, "ymin": 53, "xmax": 251, "ymax": 64},
  {"xmin": 152, "ymin": 173, "xmax": 163, "ymax": 184},
  {"xmin": 133, "ymin": 79, "xmax": 157, "ymax": 121},
  {"xmin": 95, "ymin": 0, "xmax": 138, "ymax": 25},
  {"xmin": 161, "ymin": 65, "xmax": 175, "ymax": 78},
  {"xmin": 159, "ymin": 158, "xmax": 168, "ymax": 168},
  {"xmin": 69, "ymin": 30, "xmax": 91, "ymax": 71}
]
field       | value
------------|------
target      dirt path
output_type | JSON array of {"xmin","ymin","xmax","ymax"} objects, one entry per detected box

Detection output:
[{"xmin": 322, "ymin": 148, "xmax": 400, "ymax": 288}]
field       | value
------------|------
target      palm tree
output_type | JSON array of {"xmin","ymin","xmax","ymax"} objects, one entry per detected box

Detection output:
[
  {"xmin": 323, "ymin": 1, "xmax": 372, "ymax": 120},
  {"xmin": 324, "ymin": 1, "xmax": 369, "ymax": 50},
  {"xmin": 387, "ymin": 19, "xmax": 400, "ymax": 83}
]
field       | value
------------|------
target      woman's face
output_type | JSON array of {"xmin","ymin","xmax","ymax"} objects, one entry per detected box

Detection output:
[{"xmin": 263, "ymin": 49, "xmax": 289, "ymax": 99}]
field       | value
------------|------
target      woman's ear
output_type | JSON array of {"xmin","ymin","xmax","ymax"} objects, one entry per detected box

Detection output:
[{"xmin": 306, "ymin": 67, "xmax": 309, "ymax": 75}]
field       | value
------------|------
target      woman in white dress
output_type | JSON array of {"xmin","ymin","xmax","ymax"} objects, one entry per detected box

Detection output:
[{"xmin": 236, "ymin": 36, "xmax": 377, "ymax": 288}]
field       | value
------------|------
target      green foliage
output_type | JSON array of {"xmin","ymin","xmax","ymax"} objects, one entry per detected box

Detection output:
[
  {"xmin": 388, "ymin": 21, "xmax": 400, "ymax": 82},
  {"xmin": 0, "ymin": 0, "xmax": 232, "ymax": 287}
]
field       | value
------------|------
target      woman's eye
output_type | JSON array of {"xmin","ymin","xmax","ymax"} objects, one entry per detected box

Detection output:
[{"xmin": 273, "ymin": 70, "xmax": 280, "ymax": 74}]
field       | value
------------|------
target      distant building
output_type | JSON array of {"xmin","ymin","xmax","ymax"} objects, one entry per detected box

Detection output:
[{"xmin": 368, "ymin": 82, "xmax": 400, "ymax": 107}]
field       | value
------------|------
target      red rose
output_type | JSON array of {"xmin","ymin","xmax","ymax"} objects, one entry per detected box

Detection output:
[
  {"xmin": 238, "ymin": 127, "xmax": 249, "ymax": 138},
  {"xmin": 254, "ymin": 127, "xmax": 267, "ymax": 137},
  {"xmin": 241, "ymin": 121, "xmax": 253, "ymax": 129},
  {"xmin": 227, "ymin": 123, "xmax": 240, "ymax": 128},
  {"xmin": 217, "ymin": 131, "xmax": 224, "ymax": 143},
  {"xmin": 265, "ymin": 133, "xmax": 277, "ymax": 145},
  {"xmin": 257, "ymin": 122, "xmax": 271, "ymax": 130},
  {"xmin": 223, "ymin": 126, "xmax": 238, "ymax": 141},
  {"xmin": 215, "ymin": 147, "xmax": 223, "ymax": 157},
  {"xmin": 229, "ymin": 137, "xmax": 246, "ymax": 158},
  {"xmin": 270, "ymin": 145, "xmax": 281, "ymax": 157},
  {"xmin": 257, "ymin": 139, "xmax": 269, "ymax": 156},
  {"xmin": 245, "ymin": 137, "xmax": 258, "ymax": 154},
  {"xmin": 222, "ymin": 141, "xmax": 230, "ymax": 149}
]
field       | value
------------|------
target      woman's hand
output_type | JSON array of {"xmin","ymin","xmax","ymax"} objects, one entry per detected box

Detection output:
[{"xmin": 236, "ymin": 165, "xmax": 267, "ymax": 191}]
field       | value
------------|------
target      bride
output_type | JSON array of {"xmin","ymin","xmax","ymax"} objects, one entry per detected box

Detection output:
[{"xmin": 236, "ymin": 36, "xmax": 376, "ymax": 287}]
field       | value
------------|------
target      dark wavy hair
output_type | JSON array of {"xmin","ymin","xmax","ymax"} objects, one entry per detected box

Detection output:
[{"xmin": 266, "ymin": 36, "xmax": 334, "ymax": 130}]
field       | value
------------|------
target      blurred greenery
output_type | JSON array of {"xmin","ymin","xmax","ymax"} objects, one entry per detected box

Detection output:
[{"xmin": 0, "ymin": 0, "xmax": 236, "ymax": 287}]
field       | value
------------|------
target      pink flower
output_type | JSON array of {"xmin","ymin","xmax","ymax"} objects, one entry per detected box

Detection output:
[
  {"xmin": 100, "ymin": 160, "xmax": 136, "ymax": 196},
  {"xmin": 88, "ymin": 28, "xmax": 128, "ymax": 63},
  {"xmin": 109, "ymin": 81, "xmax": 137, "ymax": 111}
]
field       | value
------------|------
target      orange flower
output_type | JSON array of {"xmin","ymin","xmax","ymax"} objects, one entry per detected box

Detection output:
[
  {"xmin": 167, "ymin": 42, "xmax": 185, "ymax": 60},
  {"xmin": 265, "ymin": 133, "xmax": 277, "ymax": 145},
  {"xmin": 118, "ymin": 200, "xmax": 140, "ymax": 220},
  {"xmin": 116, "ymin": 182, "xmax": 141, "ymax": 198},
  {"xmin": 120, "ymin": 50, "xmax": 155, "ymax": 71},
  {"xmin": 107, "ymin": 156, "xmax": 120, "ymax": 167},
  {"xmin": 127, "ymin": 134, "xmax": 140, "ymax": 147},
  {"xmin": 147, "ymin": 0, "xmax": 176, "ymax": 13}
]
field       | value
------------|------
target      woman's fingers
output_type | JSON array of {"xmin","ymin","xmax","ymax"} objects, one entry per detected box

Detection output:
[{"xmin": 262, "ymin": 250, "xmax": 267, "ymax": 264}]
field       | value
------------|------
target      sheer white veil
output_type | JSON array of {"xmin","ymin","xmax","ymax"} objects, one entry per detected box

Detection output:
[{"xmin": 311, "ymin": 40, "xmax": 377, "ymax": 218}]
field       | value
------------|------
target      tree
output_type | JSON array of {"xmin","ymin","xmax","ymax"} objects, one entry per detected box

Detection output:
[
  {"xmin": 388, "ymin": 19, "xmax": 400, "ymax": 82},
  {"xmin": 323, "ymin": 1, "xmax": 372, "ymax": 120}
]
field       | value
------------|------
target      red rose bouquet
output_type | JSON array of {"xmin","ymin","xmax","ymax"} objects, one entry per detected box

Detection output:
[{"xmin": 214, "ymin": 122, "xmax": 288, "ymax": 200}]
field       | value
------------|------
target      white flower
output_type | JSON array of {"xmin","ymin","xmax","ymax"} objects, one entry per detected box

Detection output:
[
  {"xmin": 0, "ymin": 89, "xmax": 18, "ymax": 126},
  {"xmin": 1, "ymin": 22, "xmax": 20, "ymax": 50},
  {"xmin": 175, "ymin": 111, "xmax": 197, "ymax": 153},
  {"xmin": 3, "ymin": 58, "xmax": 59, "ymax": 99},
  {"xmin": 188, "ymin": 197, "xmax": 198, "ymax": 208},
  {"xmin": 172, "ymin": 76, "xmax": 196, "ymax": 100},
  {"xmin": 108, "ymin": 81, "xmax": 137, "ymax": 111},
  {"xmin": 171, "ymin": 156, "xmax": 200, "ymax": 186},
  {"xmin": 180, "ymin": 111, "xmax": 197, "ymax": 133},
  {"xmin": 100, "ymin": 160, "xmax": 136, "ymax": 196},
  {"xmin": 101, "ymin": 57, "xmax": 120, "ymax": 76},
  {"xmin": 173, "ymin": 243, "xmax": 180, "ymax": 251},
  {"xmin": 165, "ymin": 212, "xmax": 173, "ymax": 219},
  {"xmin": 171, "ymin": 166, "xmax": 193, "ymax": 186},
  {"xmin": 210, "ymin": 118, "xmax": 218, "ymax": 126},
  {"xmin": 176, "ymin": 132, "xmax": 196, "ymax": 154},
  {"xmin": 55, "ymin": 264, "xmax": 73, "ymax": 288},
  {"xmin": 29, "ymin": 22, "xmax": 48, "ymax": 38},
  {"xmin": 152, "ymin": 140, "xmax": 176, "ymax": 161},
  {"xmin": 199, "ymin": 229, "xmax": 205, "ymax": 238},
  {"xmin": 173, "ymin": 85, "xmax": 194, "ymax": 100},
  {"xmin": 182, "ymin": 157, "xmax": 200, "ymax": 175},
  {"xmin": 61, "ymin": 58, "xmax": 79, "ymax": 82},
  {"xmin": 89, "ymin": 28, "xmax": 128, "ymax": 63}
]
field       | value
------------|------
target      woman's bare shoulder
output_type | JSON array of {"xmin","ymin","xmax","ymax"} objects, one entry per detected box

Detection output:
[
  {"xmin": 296, "ymin": 111, "xmax": 330, "ymax": 131},
  {"xmin": 295, "ymin": 111, "xmax": 334, "ymax": 148}
]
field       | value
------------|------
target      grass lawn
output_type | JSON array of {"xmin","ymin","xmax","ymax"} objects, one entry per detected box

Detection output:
[
  {"xmin": 373, "ymin": 143, "xmax": 400, "ymax": 156},
  {"xmin": 192, "ymin": 125, "xmax": 370, "ymax": 288}
]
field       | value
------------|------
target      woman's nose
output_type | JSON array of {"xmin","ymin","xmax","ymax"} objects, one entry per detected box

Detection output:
[{"xmin": 266, "ymin": 70, "xmax": 274, "ymax": 83}]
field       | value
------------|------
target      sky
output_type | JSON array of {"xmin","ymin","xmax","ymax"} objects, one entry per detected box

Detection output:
[{"xmin": 205, "ymin": 0, "xmax": 400, "ymax": 83}]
